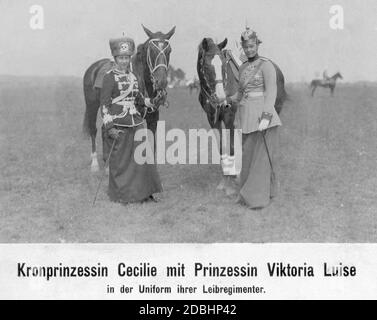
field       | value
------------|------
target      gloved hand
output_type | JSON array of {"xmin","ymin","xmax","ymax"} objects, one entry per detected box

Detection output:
[
  {"xmin": 225, "ymin": 96, "xmax": 233, "ymax": 105},
  {"xmin": 143, "ymin": 97, "xmax": 155, "ymax": 112},
  {"xmin": 152, "ymin": 94, "xmax": 165, "ymax": 107},
  {"xmin": 108, "ymin": 128, "xmax": 122, "ymax": 140},
  {"xmin": 222, "ymin": 96, "xmax": 233, "ymax": 108},
  {"xmin": 144, "ymin": 98, "xmax": 154, "ymax": 108},
  {"xmin": 258, "ymin": 118, "xmax": 270, "ymax": 132}
]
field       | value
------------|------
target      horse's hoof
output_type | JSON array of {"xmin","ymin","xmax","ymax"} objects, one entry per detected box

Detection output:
[
  {"xmin": 216, "ymin": 179, "xmax": 226, "ymax": 190},
  {"xmin": 225, "ymin": 186, "xmax": 237, "ymax": 197},
  {"xmin": 141, "ymin": 195, "xmax": 160, "ymax": 203},
  {"xmin": 90, "ymin": 164, "xmax": 99, "ymax": 172},
  {"xmin": 235, "ymin": 195, "xmax": 243, "ymax": 204}
]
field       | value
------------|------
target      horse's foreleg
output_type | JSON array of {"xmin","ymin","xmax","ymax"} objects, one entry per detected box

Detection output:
[
  {"xmin": 222, "ymin": 108, "xmax": 238, "ymax": 196},
  {"xmin": 90, "ymin": 133, "xmax": 99, "ymax": 172},
  {"xmin": 210, "ymin": 119, "xmax": 227, "ymax": 191},
  {"xmin": 145, "ymin": 111, "xmax": 159, "ymax": 155},
  {"xmin": 222, "ymin": 107, "xmax": 239, "ymax": 175},
  {"xmin": 211, "ymin": 120, "xmax": 222, "ymax": 160}
]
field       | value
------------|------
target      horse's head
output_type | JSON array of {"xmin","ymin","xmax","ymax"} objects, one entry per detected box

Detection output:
[
  {"xmin": 335, "ymin": 72, "xmax": 343, "ymax": 80},
  {"xmin": 198, "ymin": 37, "xmax": 228, "ymax": 104},
  {"xmin": 142, "ymin": 25, "xmax": 175, "ymax": 94}
]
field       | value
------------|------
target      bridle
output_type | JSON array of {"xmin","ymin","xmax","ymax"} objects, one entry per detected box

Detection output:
[
  {"xmin": 142, "ymin": 38, "xmax": 171, "ymax": 113},
  {"xmin": 147, "ymin": 38, "xmax": 171, "ymax": 78},
  {"xmin": 199, "ymin": 50, "xmax": 230, "ymax": 115}
]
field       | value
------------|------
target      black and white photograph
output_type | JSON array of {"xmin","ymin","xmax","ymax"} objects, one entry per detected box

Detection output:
[
  {"xmin": 1, "ymin": 0, "xmax": 376, "ymax": 243},
  {"xmin": 1, "ymin": 0, "xmax": 377, "ymax": 301}
]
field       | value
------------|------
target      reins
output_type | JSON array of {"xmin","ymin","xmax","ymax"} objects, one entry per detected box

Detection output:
[
  {"xmin": 138, "ymin": 38, "xmax": 171, "ymax": 114},
  {"xmin": 198, "ymin": 50, "xmax": 234, "ymax": 121},
  {"xmin": 146, "ymin": 38, "xmax": 171, "ymax": 76}
]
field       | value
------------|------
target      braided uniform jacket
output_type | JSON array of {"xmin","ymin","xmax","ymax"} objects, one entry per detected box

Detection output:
[
  {"xmin": 100, "ymin": 68, "xmax": 146, "ymax": 129},
  {"xmin": 232, "ymin": 57, "xmax": 282, "ymax": 133}
]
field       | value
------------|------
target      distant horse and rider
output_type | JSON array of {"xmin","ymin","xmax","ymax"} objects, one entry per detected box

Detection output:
[
  {"xmin": 82, "ymin": 25, "xmax": 175, "ymax": 172},
  {"xmin": 310, "ymin": 70, "xmax": 343, "ymax": 97},
  {"xmin": 196, "ymin": 37, "xmax": 286, "ymax": 193}
]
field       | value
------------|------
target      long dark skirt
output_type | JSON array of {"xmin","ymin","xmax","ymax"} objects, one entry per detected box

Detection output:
[
  {"xmin": 239, "ymin": 126, "xmax": 279, "ymax": 209},
  {"xmin": 103, "ymin": 125, "xmax": 162, "ymax": 203}
]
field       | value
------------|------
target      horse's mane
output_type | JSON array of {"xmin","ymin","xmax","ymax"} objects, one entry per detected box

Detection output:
[
  {"xmin": 197, "ymin": 41, "xmax": 206, "ymax": 89},
  {"xmin": 136, "ymin": 42, "xmax": 147, "ymax": 57},
  {"xmin": 197, "ymin": 38, "xmax": 219, "ymax": 55},
  {"xmin": 132, "ymin": 41, "xmax": 151, "ymax": 96},
  {"xmin": 133, "ymin": 42, "xmax": 148, "ymax": 69},
  {"xmin": 197, "ymin": 38, "xmax": 219, "ymax": 89},
  {"xmin": 197, "ymin": 38, "xmax": 240, "ymax": 97}
]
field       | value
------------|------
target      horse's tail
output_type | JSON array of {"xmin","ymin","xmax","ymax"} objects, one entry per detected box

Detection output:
[
  {"xmin": 273, "ymin": 62, "xmax": 288, "ymax": 115},
  {"xmin": 275, "ymin": 86, "xmax": 288, "ymax": 115}
]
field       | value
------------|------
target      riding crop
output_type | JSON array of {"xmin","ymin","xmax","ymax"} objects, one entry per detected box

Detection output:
[{"xmin": 261, "ymin": 131, "xmax": 275, "ymax": 180}]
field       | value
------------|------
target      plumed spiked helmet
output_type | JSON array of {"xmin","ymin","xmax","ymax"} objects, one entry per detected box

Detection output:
[
  {"xmin": 109, "ymin": 36, "xmax": 135, "ymax": 57},
  {"xmin": 241, "ymin": 27, "xmax": 262, "ymax": 45}
]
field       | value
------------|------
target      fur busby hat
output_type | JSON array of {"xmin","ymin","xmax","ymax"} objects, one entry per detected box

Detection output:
[
  {"xmin": 109, "ymin": 37, "xmax": 135, "ymax": 57},
  {"xmin": 241, "ymin": 27, "xmax": 262, "ymax": 45}
]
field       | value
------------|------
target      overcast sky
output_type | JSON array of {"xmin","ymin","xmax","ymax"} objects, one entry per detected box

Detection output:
[{"xmin": 1, "ymin": 0, "xmax": 377, "ymax": 82}]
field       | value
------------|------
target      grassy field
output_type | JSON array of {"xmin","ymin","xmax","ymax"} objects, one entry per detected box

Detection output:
[{"xmin": 1, "ymin": 77, "xmax": 377, "ymax": 242}]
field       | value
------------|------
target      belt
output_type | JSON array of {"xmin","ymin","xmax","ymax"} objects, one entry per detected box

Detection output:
[
  {"xmin": 115, "ymin": 100, "xmax": 134, "ymax": 106},
  {"xmin": 114, "ymin": 100, "xmax": 140, "ymax": 116},
  {"xmin": 114, "ymin": 124, "xmax": 127, "ymax": 130},
  {"xmin": 244, "ymin": 91, "xmax": 264, "ymax": 98}
]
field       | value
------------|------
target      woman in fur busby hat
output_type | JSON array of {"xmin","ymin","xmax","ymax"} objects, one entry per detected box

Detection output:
[{"xmin": 100, "ymin": 36, "xmax": 162, "ymax": 204}]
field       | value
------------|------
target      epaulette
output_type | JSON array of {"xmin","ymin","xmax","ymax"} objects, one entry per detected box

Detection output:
[
  {"xmin": 240, "ymin": 60, "xmax": 249, "ymax": 69},
  {"xmin": 112, "ymin": 68, "xmax": 124, "ymax": 75},
  {"xmin": 241, "ymin": 56, "xmax": 269, "ymax": 65}
]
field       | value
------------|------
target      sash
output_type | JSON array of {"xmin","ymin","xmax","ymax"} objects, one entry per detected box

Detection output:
[
  {"xmin": 240, "ymin": 59, "xmax": 265, "ymax": 92},
  {"xmin": 112, "ymin": 77, "xmax": 137, "ymax": 104}
]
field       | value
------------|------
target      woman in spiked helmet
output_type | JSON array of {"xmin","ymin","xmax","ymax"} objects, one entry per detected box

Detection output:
[
  {"xmin": 228, "ymin": 27, "xmax": 282, "ymax": 209},
  {"xmin": 100, "ymin": 35, "xmax": 162, "ymax": 204}
]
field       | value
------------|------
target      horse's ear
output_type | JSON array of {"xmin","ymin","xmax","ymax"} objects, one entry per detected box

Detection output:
[
  {"xmin": 218, "ymin": 38, "xmax": 228, "ymax": 50},
  {"xmin": 142, "ymin": 24, "xmax": 154, "ymax": 38},
  {"xmin": 165, "ymin": 26, "xmax": 176, "ymax": 40},
  {"xmin": 201, "ymin": 38, "xmax": 209, "ymax": 51}
]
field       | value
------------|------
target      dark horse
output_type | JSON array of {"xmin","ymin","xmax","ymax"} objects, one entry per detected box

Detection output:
[
  {"xmin": 83, "ymin": 25, "xmax": 175, "ymax": 171},
  {"xmin": 310, "ymin": 72, "xmax": 343, "ymax": 97},
  {"xmin": 197, "ymin": 37, "xmax": 287, "ymax": 193}
]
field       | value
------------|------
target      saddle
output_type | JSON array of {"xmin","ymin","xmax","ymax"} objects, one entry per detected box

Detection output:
[
  {"xmin": 223, "ymin": 50, "xmax": 240, "ymax": 82},
  {"xmin": 93, "ymin": 60, "xmax": 115, "ymax": 89}
]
